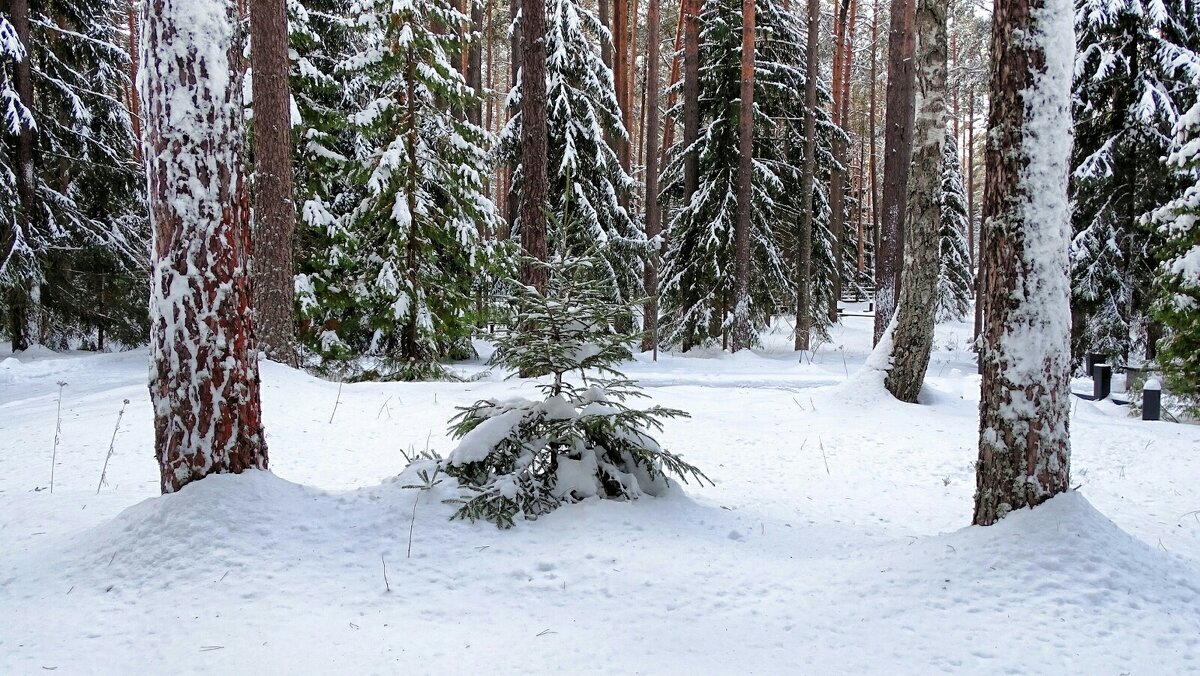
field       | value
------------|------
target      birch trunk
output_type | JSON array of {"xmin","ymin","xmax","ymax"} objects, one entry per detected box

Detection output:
[{"xmin": 884, "ymin": 0, "xmax": 945, "ymax": 403}]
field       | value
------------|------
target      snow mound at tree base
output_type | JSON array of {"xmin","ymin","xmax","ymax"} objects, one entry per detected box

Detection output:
[{"xmin": 2, "ymin": 471, "xmax": 1198, "ymax": 674}]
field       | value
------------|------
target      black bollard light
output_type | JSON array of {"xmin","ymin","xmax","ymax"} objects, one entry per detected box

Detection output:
[
  {"xmin": 1092, "ymin": 363, "xmax": 1112, "ymax": 401},
  {"xmin": 1142, "ymin": 378, "xmax": 1162, "ymax": 421}
]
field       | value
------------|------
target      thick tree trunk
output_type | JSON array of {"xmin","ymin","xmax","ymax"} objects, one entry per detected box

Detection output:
[
  {"xmin": 883, "ymin": 0, "xmax": 945, "ymax": 403},
  {"xmin": 972, "ymin": 0, "xmax": 1073, "ymax": 525},
  {"xmin": 641, "ymin": 0, "xmax": 663, "ymax": 355},
  {"xmin": 731, "ymin": 0, "xmax": 754, "ymax": 352},
  {"xmin": 250, "ymin": 0, "xmax": 297, "ymax": 365},
  {"xmin": 795, "ymin": 0, "xmax": 819, "ymax": 351},
  {"xmin": 518, "ymin": 0, "xmax": 548, "ymax": 291},
  {"xmin": 873, "ymin": 0, "xmax": 915, "ymax": 344},
  {"xmin": 682, "ymin": 0, "xmax": 701, "ymax": 200},
  {"xmin": 141, "ymin": 0, "xmax": 269, "ymax": 494}
]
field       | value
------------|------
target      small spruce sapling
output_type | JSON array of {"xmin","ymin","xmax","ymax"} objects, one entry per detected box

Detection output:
[{"xmin": 439, "ymin": 181, "xmax": 709, "ymax": 528}]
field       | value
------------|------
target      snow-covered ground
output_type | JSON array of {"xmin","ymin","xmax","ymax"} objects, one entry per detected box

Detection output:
[{"xmin": 2, "ymin": 312, "xmax": 1198, "ymax": 674}]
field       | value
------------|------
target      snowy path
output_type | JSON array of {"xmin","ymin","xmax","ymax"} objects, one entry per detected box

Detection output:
[{"xmin": 1, "ymin": 318, "xmax": 1198, "ymax": 674}]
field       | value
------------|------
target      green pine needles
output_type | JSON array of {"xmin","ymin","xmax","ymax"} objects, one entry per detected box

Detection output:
[
  {"xmin": 937, "ymin": 131, "xmax": 973, "ymax": 322},
  {"xmin": 296, "ymin": 0, "xmax": 503, "ymax": 379},
  {"xmin": 1147, "ymin": 102, "xmax": 1200, "ymax": 415},
  {"xmin": 438, "ymin": 182, "xmax": 709, "ymax": 528}
]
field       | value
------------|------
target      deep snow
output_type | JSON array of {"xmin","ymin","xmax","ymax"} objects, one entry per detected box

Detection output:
[{"xmin": 2, "ymin": 312, "xmax": 1198, "ymax": 674}]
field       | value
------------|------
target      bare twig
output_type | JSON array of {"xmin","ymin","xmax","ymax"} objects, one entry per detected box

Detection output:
[
  {"xmin": 382, "ymin": 554, "xmax": 391, "ymax": 592},
  {"xmin": 329, "ymin": 380, "xmax": 343, "ymax": 424},
  {"xmin": 97, "ymin": 399, "xmax": 130, "ymax": 494},
  {"xmin": 376, "ymin": 396, "xmax": 392, "ymax": 420},
  {"xmin": 408, "ymin": 493, "xmax": 420, "ymax": 559},
  {"xmin": 818, "ymin": 437, "xmax": 830, "ymax": 475},
  {"xmin": 51, "ymin": 381, "xmax": 67, "ymax": 493}
]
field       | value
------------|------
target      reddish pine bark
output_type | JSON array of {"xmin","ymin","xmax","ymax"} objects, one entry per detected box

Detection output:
[
  {"xmin": 250, "ymin": 0, "xmax": 297, "ymax": 365},
  {"xmin": 973, "ymin": 0, "xmax": 1073, "ymax": 525},
  {"xmin": 141, "ymin": 0, "xmax": 268, "ymax": 493},
  {"xmin": 641, "ymin": 0, "xmax": 663, "ymax": 355}
]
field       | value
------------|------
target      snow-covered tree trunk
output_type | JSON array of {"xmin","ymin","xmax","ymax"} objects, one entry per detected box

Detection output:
[
  {"xmin": 973, "ymin": 0, "xmax": 1073, "ymax": 526},
  {"xmin": 250, "ymin": 0, "xmax": 297, "ymax": 365},
  {"xmin": 795, "ymin": 0, "xmax": 819, "ymax": 351},
  {"xmin": 140, "ymin": 0, "xmax": 269, "ymax": 494},
  {"xmin": 731, "ymin": 0, "xmax": 754, "ymax": 352},
  {"xmin": 874, "ymin": 0, "xmax": 915, "ymax": 344},
  {"xmin": 6, "ymin": 0, "xmax": 34, "ymax": 352},
  {"xmin": 884, "ymin": 0, "xmax": 945, "ymax": 403}
]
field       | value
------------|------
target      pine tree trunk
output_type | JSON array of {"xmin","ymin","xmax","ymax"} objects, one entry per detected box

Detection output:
[
  {"xmin": 825, "ymin": 0, "xmax": 854, "ymax": 324},
  {"xmin": 127, "ymin": 1, "xmax": 142, "ymax": 164},
  {"xmin": 507, "ymin": 0, "xmax": 521, "ymax": 230},
  {"xmin": 869, "ymin": 0, "xmax": 880, "ymax": 258},
  {"xmin": 884, "ymin": 0, "xmax": 945, "ymax": 403},
  {"xmin": 795, "ymin": 0, "xmax": 819, "ymax": 351},
  {"xmin": 613, "ymin": 0, "xmax": 630, "ymax": 175},
  {"xmin": 600, "ymin": 0, "xmax": 612, "ymax": 69},
  {"xmin": 873, "ymin": 0, "xmax": 915, "ymax": 344},
  {"xmin": 657, "ymin": 16, "xmax": 683, "ymax": 169},
  {"xmin": 731, "ymin": 0, "xmax": 754, "ymax": 352},
  {"xmin": 250, "ymin": 0, "xmax": 297, "ymax": 365},
  {"xmin": 519, "ymin": 0, "xmax": 548, "ymax": 291},
  {"xmin": 468, "ymin": 0, "xmax": 484, "ymax": 128},
  {"xmin": 682, "ymin": 0, "xmax": 701, "ymax": 200},
  {"xmin": 972, "ymin": 0, "xmax": 1073, "ymax": 525},
  {"xmin": 141, "ymin": 0, "xmax": 269, "ymax": 494},
  {"xmin": 5, "ymin": 0, "xmax": 35, "ymax": 352},
  {"xmin": 641, "ymin": 0, "xmax": 662, "ymax": 356}
]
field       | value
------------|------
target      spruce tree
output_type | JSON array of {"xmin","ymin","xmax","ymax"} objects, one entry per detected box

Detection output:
[
  {"xmin": 937, "ymin": 131, "xmax": 972, "ymax": 322},
  {"xmin": 1070, "ymin": 215, "xmax": 1128, "ymax": 358},
  {"xmin": 1147, "ymin": 101, "xmax": 1200, "ymax": 413},
  {"xmin": 1070, "ymin": 0, "xmax": 1200, "ymax": 361},
  {"xmin": 659, "ymin": 0, "xmax": 839, "ymax": 351},
  {"xmin": 497, "ymin": 0, "xmax": 646, "ymax": 314},
  {"xmin": 0, "ymin": 0, "xmax": 147, "ymax": 350},
  {"xmin": 289, "ymin": 0, "xmax": 363, "ymax": 362},
  {"xmin": 327, "ymin": 0, "xmax": 500, "ymax": 378},
  {"xmin": 438, "ymin": 185, "xmax": 708, "ymax": 528}
]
